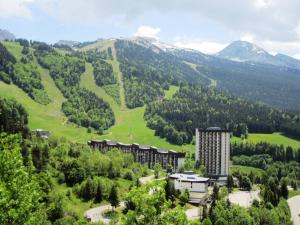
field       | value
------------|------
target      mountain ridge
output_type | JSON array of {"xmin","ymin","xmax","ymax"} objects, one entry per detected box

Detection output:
[
  {"xmin": 0, "ymin": 29, "xmax": 15, "ymax": 41},
  {"xmin": 216, "ymin": 40, "xmax": 300, "ymax": 69}
]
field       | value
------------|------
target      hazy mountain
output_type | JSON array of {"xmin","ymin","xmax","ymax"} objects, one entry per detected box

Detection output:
[
  {"xmin": 216, "ymin": 40, "xmax": 300, "ymax": 70},
  {"xmin": 0, "ymin": 29, "xmax": 15, "ymax": 41},
  {"xmin": 55, "ymin": 40, "xmax": 80, "ymax": 47},
  {"xmin": 120, "ymin": 38, "xmax": 300, "ymax": 109}
]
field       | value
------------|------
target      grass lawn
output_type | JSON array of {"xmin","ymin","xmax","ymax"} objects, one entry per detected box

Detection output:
[
  {"xmin": 231, "ymin": 132, "xmax": 300, "ymax": 149},
  {"xmin": 288, "ymin": 190, "xmax": 300, "ymax": 199},
  {"xmin": 230, "ymin": 165, "xmax": 265, "ymax": 176}
]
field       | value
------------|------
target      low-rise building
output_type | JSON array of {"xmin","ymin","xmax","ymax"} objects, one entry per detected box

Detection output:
[
  {"xmin": 32, "ymin": 129, "xmax": 50, "ymax": 139},
  {"xmin": 88, "ymin": 139, "xmax": 185, "ymax": 172},
  {"xmin": 169, "ymin": 172, "xmax": 209, "ymax": 193}
]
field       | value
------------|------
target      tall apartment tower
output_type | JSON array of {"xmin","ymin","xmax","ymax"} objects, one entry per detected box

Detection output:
[{"xmin": 195, "ymin": 127, "xmax": 230, "ymax": 178}]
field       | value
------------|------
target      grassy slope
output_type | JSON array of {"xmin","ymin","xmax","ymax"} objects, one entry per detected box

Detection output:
[
  {"xmin": 230, "ymin": 165, "xmax": 265, "ymax": 176},
  {"xmin": 183, "ymin": 60, "xmax": 217, "ymax": 87},
  {"xmin": 0, "ymin": 42, "xmax": 102, "ymax": 142},
  {"xmin": 2, "ymin": 41, "xmax": 299, "ymax": 152},
  {"xmin": 232, "ymin": 132, "xmax": 300, "ymax": 149},
  {"xmin": 1, "ymin": 41, "xmax": 193, "ymax": 152},
  {"xmin": 80, "ymin": 61, "xmax": 193, "ymax": 153}
]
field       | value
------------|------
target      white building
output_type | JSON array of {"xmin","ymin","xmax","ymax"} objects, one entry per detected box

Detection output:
[
  {"xmin": 195, "ymin": 127, "xmax": 230, "ymax": 178},
  {"xmin": 32, "ymin": 129, "xmax": 50, "ymax": 139},
  {"xmin": 169, "ymin": 173, "xmax": 209, "ymax": 193}
]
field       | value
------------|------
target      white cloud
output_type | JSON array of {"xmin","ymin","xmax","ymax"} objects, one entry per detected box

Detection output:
[
  {"xmin": 253, "ymin": 39, "xmax": 300, "ymax": 54},
  {"xmin": 32, "ymin": 0, "xmax": 300, "ymax": 43},
  {"xmin": 254, "ymin": 0, "xmax": 272, "ymax": 8},
  {"xmin": 174, "ymin": 37, "xmax": 228, "ymax": 54},
  {"xmin": 293, "ymin": 54, "xmax": 300, "ymax": 60},
  {"xmin": 0, "ymin": 0, "xmax": 34, "ymax": 18},
  {"xmin": 241, "ymin": 34, "xmax": 255, "ymax": 43},
  {"xmin": 294, "ymin": 23, "xmax": 300, "ymax": 39},
  {"xmin": 134, "ymin": 26, "xmax": 161, "ymax": 39},
  {"xmin": 269, "ymin": 51, "xmax": 277, "ymax": 56}
]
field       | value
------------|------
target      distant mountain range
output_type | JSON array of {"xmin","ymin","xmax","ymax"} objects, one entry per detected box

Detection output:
[
  {"xmin": 217, "ymin": 40, "xmax": 300, "ymax": 70},
  {"xmin": 55, "ymin": 40, "xmax": 80, "ymax": 47},
  {"xmin": 110, "ymin": 37, "xmax": 300, "ymax": 110},
  {"xmin": 1, "ymin": 28, "xmax": 300, "ymax": 110},
  {"xmin": 0, "ymin": 29, "xmax": 15, "ymax": 41}
]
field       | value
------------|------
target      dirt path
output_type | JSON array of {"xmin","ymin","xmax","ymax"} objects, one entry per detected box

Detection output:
[
  {"xmin": 185, "ymin": 207, "xmax": 200, "ymax": 220},
  {"xmin": 139, "ymin": 175, "xmax": 155, "ymax": 184},
  {"xmin": 228, "ymin": 190, "xmax": 260, "ymax": 208},
  {"xmin": 288, "ymin": 195, "xmax": 300, "ymax": 225},
  {"xmin": 84, "ymin": 202, "xmax": 125, "ymax": 223}
]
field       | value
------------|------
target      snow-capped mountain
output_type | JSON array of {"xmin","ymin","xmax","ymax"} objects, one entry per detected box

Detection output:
[{"xmin": 130, "ymin": 36, "xmax": 181, "ymax": 52}]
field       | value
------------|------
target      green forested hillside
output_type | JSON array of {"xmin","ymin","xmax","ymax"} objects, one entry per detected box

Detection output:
[
  {"xmin": 0, "ymin": 41, "xmax": 50, "ymax": 104},
  {"xmin": 1, "ymin": 39, "xmax": 300, "ymax": 151},
  {"xmin": 114, "ymin": 40, "xmax": 210, "ymax": 108},
  {"xmin": 0, "ymin": 40, "xmax": 193, "ymax": 153},
  {"xmin": 0, "ymin": 38, "xmax": 300, "ymax": 225},
  {"xmin": 145, "ymin": 84, "xmax": 300, "ymax": 144}
]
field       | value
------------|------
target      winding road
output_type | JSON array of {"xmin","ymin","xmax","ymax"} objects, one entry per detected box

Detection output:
[
  {"xmin": 288, "ymin": 195, "xmax": 300, "ymax": 225},
  {"xmin": 84, "ymin": 174, "xmax": 200, "ymax": 223}
]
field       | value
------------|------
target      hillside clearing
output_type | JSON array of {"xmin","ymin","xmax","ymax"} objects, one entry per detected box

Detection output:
[
  {"xmin": 232, "ymin": 132, "xmax": 300, "ymax": 149},
  {"xmin": 80, "ymin": 62, "xmax": 192, "ymax": 152}
]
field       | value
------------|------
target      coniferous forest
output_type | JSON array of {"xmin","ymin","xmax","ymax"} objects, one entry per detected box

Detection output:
[{"xmin": 145, "ymin": 84, "xmax": 300, "ymax": 145}]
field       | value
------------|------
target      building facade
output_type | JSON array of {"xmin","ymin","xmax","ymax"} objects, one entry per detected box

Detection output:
[
  {"xmin": 88, "ymin": 140, "xmax": 185, "ymax": 171},
  {"xmin": 32, "ymin": 129, "xmax": 50, "ymax": 139},
  {"xmin": 169, "ymin": 172, "xmax": 209, "ymax": 193},
  {"xmin": 195, "ymin": 127, "xmax": 230, "ymax": 178}
]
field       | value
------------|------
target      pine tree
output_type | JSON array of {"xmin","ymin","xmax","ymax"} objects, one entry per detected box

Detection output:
[
  {"xmin": 94, "ymin": 183, "xmax": 103, "ymax": 203},
  {"xmin": 109, "ymin": 185, "xmax": 120, "ymax": 211},
  {"xmin": 165, "ymin": 179, "xmax": 176, "ymax": 206},
  {"xmin": 227, "ymin": 175, "xmax": 234, "ymax": 193},
  {"xmin": 280, "ymin": 180, "xmax": 288, "ymax": 199}
]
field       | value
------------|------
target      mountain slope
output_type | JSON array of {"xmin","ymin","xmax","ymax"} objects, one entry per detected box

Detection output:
[
  {"xmin": 171, "ymin": 45, "xmax": 300, "ymax": 110},
  {"xmin": 0, "ymin": 29, "xmax": 15, "ymax": 41},
  {"xmin": 217, "ymin": 40, "xmax": 300, "ymax": 70},
  {"xmin": 77, "ymin": 38, "xmax": 300, "ymax": 110}
]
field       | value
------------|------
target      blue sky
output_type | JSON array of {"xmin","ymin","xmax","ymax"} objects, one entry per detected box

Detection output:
[{"xmin": 1, "ymin": 0, "xmax": 300, "ymax": 57}]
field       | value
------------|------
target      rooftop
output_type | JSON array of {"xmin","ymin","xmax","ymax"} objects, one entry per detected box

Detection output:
[
  {"xmin": 169, "ymin": 173, "xmax": 209, "ymax": 182},
  {"xmin": 197, "ymin": 127, "xmax": 230, "ymax": 132}
]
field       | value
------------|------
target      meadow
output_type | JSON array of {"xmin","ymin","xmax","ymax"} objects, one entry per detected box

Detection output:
[{"xmin": 232, "ymin": 132, "xmax": 300, "ymax": 149}]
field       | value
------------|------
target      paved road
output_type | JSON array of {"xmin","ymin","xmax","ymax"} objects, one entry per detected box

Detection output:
[
  {"xmin": 288, "ymin": 195, "xmax": 300, "ymax": 225},
  {"xmin": 84, "ymin": 202, "xmax": 125, "ymax": 223},
  {"xmin": 228, "ymin": 190, "xmax": 260, "ymax": 208},
  {"xmin": 139, "ymin": 174, "xmax": 155, "ymax": 184},
  {"xmin": 186, "ymin": 207, "xmax": 200, "ymax": 220}
]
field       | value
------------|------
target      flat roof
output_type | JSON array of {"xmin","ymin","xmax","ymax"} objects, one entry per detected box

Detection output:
[
  {"xmin": 157, "ymin": 149, "xmax": 168, "ymax": 154},
  {"xmin": 106, "ymin": 140, "xmax": 117, "ymax": 145},
  {"xmin": 139, "ymin": 145, "xmax": 150, "ymax": 150},
  {"xmin": 197, "ymin": 127, "xmax": 230, "ymax": 132},
  {"xmin": 169, "ymin": 173, "xmax": 209, "ymax": 182}
]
